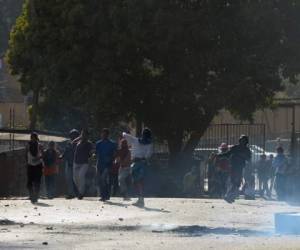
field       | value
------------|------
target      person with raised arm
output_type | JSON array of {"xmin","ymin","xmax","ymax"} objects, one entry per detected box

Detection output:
[{"xmin": 123, "ymin": 128, "xmax": 153, "ymax": 207}]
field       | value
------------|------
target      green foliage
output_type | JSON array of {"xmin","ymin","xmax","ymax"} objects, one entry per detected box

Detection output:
[{"xmin": 6, "ymin": 0, "xmax": 300, "ymax": 155}]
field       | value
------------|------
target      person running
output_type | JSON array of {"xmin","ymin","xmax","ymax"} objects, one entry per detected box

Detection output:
[
  {"xmin": 123, "ymin": 128, "xmax": 153, "ymax": 207},
  {"xmin": 222, "ymin": 135, "xmax": 251, "ymax": 203},
  {"xmin": 214, "ymin": 143, "xmax": 231, "ymax": 198},
  {"xmin": 26, "ymin": 132, "xmax": 43, "ymax": 203},
  {"xmin": 61, "ymin": 129, "xmax": 80, "ymax": 199},
  {"xmin": 116, "ymin": 139, "xmax": 132, "ymax": 200},
  {"xmin": 256, "ymin": 154, "xmax": 270, "ymax": 197},
  {"xmin": 96, "ymin": 128, "xmax": 117, "ymax": 202},
  {"xmin": 73, "ymin": 129, "xmax": 93, "ymax": 200},
  {"xmin": 43, "ymin": 141, "xmax": 60, "ymax": 199},
  {"xmin": 273, "ymin": 147, "xmax": 288, "ymax": 201}
]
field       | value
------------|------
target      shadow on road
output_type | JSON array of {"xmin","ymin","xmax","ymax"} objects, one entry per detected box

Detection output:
[
  {"xmin": 104, "ymin": 224, "xmax": 272, "ymax": 237},
  {"xmin": 104, "ymin": 201, "xmax": 129, "ymax": 207},
  {"xmin": 169, "ymin": 225, "xmax": 272, "ymax": 237},
  {"xmin": 104, "ymin": 200, "xmax": 171, "ymax": 213},
  {"xmin": 34, "ymin": 202, "xmax": 52, "ymax": 207},
  {"xmin": 143, "ymin": 207, "xmax": 170, "ymax": 213}
]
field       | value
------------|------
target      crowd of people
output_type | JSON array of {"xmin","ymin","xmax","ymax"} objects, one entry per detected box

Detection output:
[
  {"xmin": 26, "ymin": 129, "xmax": 293, "ymax": 206},
  {"xmin": 25, "ymin": 128, "xmax": 153, "ymax": 207},
  {"xmin": 206, "ymin": 136, "xmax": 291, "ymax": 202}
]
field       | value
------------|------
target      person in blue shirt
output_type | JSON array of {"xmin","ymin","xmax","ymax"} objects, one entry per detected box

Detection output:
[
  {"xmin": 96, "ymin": 128, "xmax": 117, "ymax": 201},
  {"xmin": 273, "ymin": 146, "xmax": 288, "ymax": 201}
]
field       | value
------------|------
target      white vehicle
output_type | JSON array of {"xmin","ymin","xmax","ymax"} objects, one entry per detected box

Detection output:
[
  {"xmin": 194, "ymin": 144, "xmax": 275, "ymax": 163},
  {"xmin": 249, "ymin": 145, "xmax": 275, "ymax": 163}
]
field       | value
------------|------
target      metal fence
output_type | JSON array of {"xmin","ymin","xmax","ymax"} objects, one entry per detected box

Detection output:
[{"xmin": 196, "ymin": 124, "xmax": 266, "ymax": 162}]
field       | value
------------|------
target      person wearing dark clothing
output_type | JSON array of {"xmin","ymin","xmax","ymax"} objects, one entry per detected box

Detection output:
[
  {"xmin": 273, "ymin": 147, "xmax": 288, "ymax": 201},
  {"xmin": 256, "ymin": 154, "xmax": 270, "ymax": 197},
  {"xmin": 26, "ymin": 132, "xmax": 43, "ymax": 203},
  {"xmin": 96, "ymin": 128, "xmax": 117, "ymax": 202},
  {"xmin": 222, "ymin": 135, "xmax": 252, "ymax": 203},
  {"xmin": 73, "ymin": 129, "xmax": 93, "ymax": 200},
  {"xmin": 61, "ymin": 129, "xmax": 80, "ymax": 199},
  {"xmin": 43, "ymin": 141, "xmax": 60, "ymax": 199}
]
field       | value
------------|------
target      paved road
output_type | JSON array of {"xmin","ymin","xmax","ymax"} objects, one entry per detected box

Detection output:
[{"xmin": 0, "ymin": 198, "xmax": 300, "ymax": 249}]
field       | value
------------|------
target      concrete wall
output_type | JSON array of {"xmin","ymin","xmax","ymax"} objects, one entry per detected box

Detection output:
[
  {"xmin": 0, "ymin": 148, "xmax": 69, "ymax": 198},
  {"xmin": 0, "ymin": 148, "xmax": 27, "ymax": 197}
]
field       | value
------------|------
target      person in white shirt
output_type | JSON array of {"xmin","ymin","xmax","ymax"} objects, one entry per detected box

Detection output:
[{"xmin": 123, "ymin": 128, "xmax": 153, "ymax": 207}]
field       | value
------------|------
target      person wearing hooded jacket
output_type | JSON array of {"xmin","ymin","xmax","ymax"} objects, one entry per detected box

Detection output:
[
  {"xmin": 123, "ymin": 128, "xmax": 153, "ymax": 207},
  {"xmin": 221, "ymin": 135, "xmax": 251, "ymax": 203}
]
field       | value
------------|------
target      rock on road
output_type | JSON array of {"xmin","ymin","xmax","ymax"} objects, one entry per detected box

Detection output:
[{"xmin": 0, "ymin": 198, "xmax": 300, "ymax": 250}]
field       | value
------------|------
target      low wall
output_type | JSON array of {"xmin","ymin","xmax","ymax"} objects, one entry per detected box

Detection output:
[{"xmin": 0, "ymin": 148, "xmax": 27, "ymax": 197}]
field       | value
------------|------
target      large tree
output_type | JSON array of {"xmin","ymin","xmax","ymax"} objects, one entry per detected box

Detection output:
[
  {"xmin": 117, "ymin": 1, "xmax": 300, "ymax": 163},
  {"xmin": 6, "ymin": 0, "xmax": 300, "ymax": 166},
  {"xmin": 0, "ymin": 0, "xmax": 23, "ymax": 55}
]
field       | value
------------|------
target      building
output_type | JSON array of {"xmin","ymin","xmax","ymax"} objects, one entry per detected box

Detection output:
[
  {"xmin": 213, "ymin": 106, "xmax": 299, "ymax": 141},
  {"xmin": 0, "ymin": 57, "xmax": 29, "ymax": 128}
]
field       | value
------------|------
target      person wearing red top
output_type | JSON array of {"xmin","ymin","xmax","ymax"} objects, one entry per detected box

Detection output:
[{"xmin": 43, "ymin": 141, "xmax": 60, "ymax": 199}]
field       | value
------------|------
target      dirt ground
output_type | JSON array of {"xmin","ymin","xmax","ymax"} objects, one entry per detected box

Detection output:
[{"xmin": 1, "ymin": 197, "xmax": 300, "ymax": 250}]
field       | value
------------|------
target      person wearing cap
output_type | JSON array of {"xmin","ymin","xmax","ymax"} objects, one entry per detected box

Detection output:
[
  {"xmin": 73, "ymin": 129, "xmax": 93, "ymax": 200},
  {"xmin": 273, "ymin": 146, "xmax": 288, "ymax": 201},
  {"xmin": 61, "ymin": 129, "xmax": 80, "ymax": 199},
  {"xmin": 26, "ymin": 132, "xmax": 43, "ymax": 203},
  {"xmin": 221, "ymin": 135, "xmax": 251, "ymax": 203},
  {"xmin": 122, "ymin": 128, "xmax": 153, "ymax": 207},
  {"xmin": 214, "ymin": 143, "xmax": 230, "ymax": 198},
  {"xmin": 95, "ymin": 128, "xmax": 117, "ymax": 202}
]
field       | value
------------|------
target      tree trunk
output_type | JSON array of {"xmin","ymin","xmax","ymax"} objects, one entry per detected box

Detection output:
[
  {"xmin": 183, "ymin": 114, "xmax": 215, "ymax": 158},
  {"xmin": 167, "ymin": 129, "xmax": 184, "ymax": 168},
  {"xmin": 29, "ymin": 89, "xmax": 39, "ymax": 130}
]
